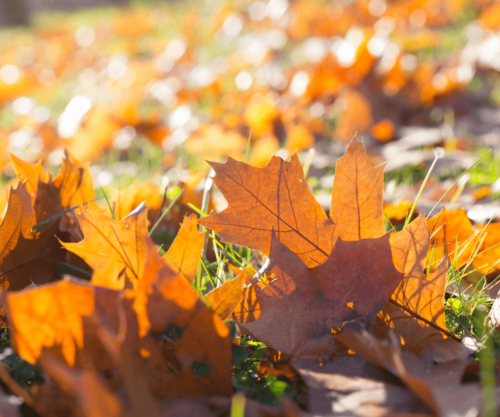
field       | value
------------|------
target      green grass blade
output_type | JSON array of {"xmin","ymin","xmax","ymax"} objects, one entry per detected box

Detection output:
[
  {"xmin": 32, "ymin": 195, "xmax": 104, "ymax": 231},
  {"xmin": 54, "ymin": 260, "xmax": 92, "ymax": 277},
  {"xmin": 303, "ymin": 148, "xmax": 315, "ymax": 178},
  {"xmin": 244, "ymin": 130, "xmax": 252, "ymax": 163},
  {"xmin": 149, "ymin": 189, "xmax": 183, "ymax": 236},
  {"xmin": 427, "ymin": 149, "xmax": 492, "ymax": 219},
  {"xmin": 404, "ymin": 150, "xmax": 443, "ymax": 229},
  {"xmin": 200, "ymin": 257, "xmax": 216, "ymax": 289},
  {"xmin": 480, "ymin": 335, "xmax": 498, "ymax": 417},
  {"xmin": 382, "ymin": 209, "xmax": 394, "ymax": 231},
  {"xmin": 231, "ymin": 394, "xmax": 246, "ymax": 417},
  {"xmin": 188, "ymin": 203, "xmax": 207, "ymax": 217},
  {"xmin": 101, "ymin": 187, "xmax": 117, "ymax": 221}
]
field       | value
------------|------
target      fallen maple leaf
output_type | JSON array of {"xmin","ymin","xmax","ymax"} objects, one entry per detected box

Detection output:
[
  {"xmin": 238, "ymin": 221, "xmax": 419, "ymax": 360},
  {"xmin": 337, "ymin": 330, "xmax": 483, "ymax": 417},
  {"xmin": 330, "ymin": 136, "xmax": 385, "ymax": 242},
  {"xmin": 2, "ymin": 273, "xmax": 233, "ymax": 400},
  {"xmin": 376, "ymin": 215, "xmax": 455, "ymax": 354},
  {"xmin": 128, "ymin": 240, "xmax": 234, "ymax": 397},
  {"xmin": 0, "ymin": 181, "xmax": 64, "ymax": 301},
  {"xmin": 204, "ymin": 271, "xmax": 247, "ymax": 320},
  {"xmin": 473, "ymin": 223, "xmax": 500, "ymax": 276},
  {"xmin": 132, "ymin": 237, "xmax": 199, "ymax": 336},
  {"xmin": 198, "ymin": 152, "xmax": 334, "ymax": 267},
  {"xmin": 47, "ymin": 149, "xmax": 96, "ymax": 213},
  {"xmin": 1, "ymin": 278, "xmax": 111, "ymax": 366},
  {"xmin": 29, "ymin": 150, "xmax": 97, "ymax": 232},
  {"xmin": 9, "ymin": 153, "xmax": 49, "ymax": 203},
  {"xmin": 112, "ymin": 181, "xmax": 164, "ymax": 223},
  {"xmin": 163, "ymin": 214, "xmax": 205, "ymax": 283},
  {"xmin": 38, "ymin": 353, "xmax": 122, "ymax": 417},
  {"xmin": 294, "ymin": 354, "xmax": 429, "ymax": 416},
  {"xmin": 61, "ymin": 204, "xmax": 149, "ymax": 289},
  {"xmin": 426, "ymin": 208, "xmax": 476, "ymax": 269},
  {"xmin": 199, "ymin": 137, "xmax": 384, "ymax": 267}
]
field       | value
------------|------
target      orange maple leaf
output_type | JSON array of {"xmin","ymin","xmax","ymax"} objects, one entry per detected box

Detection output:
[
  {"xmin": 163, "ymin": 214, "xmax": 205, "ymax": 283},
  {"xmin": 61, "ymin": 204, "xmax": 148, "ymax": 289},
  {"xmin": 200, "ymin": 137, "xmax": 384, "ymax": 267}
]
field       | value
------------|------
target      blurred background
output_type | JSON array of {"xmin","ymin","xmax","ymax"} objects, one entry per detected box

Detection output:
[{"xmin": 1, "ymin": 0, "xmax": 500, "ymax": 225}]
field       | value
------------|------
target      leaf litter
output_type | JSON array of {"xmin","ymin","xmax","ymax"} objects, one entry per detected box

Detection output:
[{"xmin": 0, "ymin": 137, "xmax": 496, "ymax": 416}]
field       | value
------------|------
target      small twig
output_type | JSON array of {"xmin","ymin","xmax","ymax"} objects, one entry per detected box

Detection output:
[{"xmin": 252, "ymin": 258, "xmax": 271, "ymax": 281}]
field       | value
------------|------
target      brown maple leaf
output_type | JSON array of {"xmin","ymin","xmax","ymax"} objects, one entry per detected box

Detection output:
[
  {"xmin": 0, "ymin": 182, "xmax": 64, "ymax": 300},
  {"xmin": 32, "ymin": 150, "xmax": 96, "ymax": 225},
  {"xmin": 199, "ymin": 136, "xmax": 384, "ymax": 267},
  {"xmin": 337, "ymin": 330, "xmax": 483, "ymax": 417},
  {"xmin": 376, "ymin": 215, "xmax": 456, "ymax": 354},
  {"xmin": 294, "ymin": 354, "xmax": 429, "ymax": 416},
  {"xmin": 238, "ymin": 219, "xmax": 421, "ymax": 360},
  {"xmin": 38, "ymin": 353, "xmax": 123, "ymax": 417}
]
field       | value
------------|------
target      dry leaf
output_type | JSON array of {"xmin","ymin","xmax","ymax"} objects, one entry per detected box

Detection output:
[
  {"xmin": 294, "ymin": 355, "xmax": 429, "ymax": 416},
  {"xmin": 426, "ymin": 209, "xmax": 475, "ymax": 269},
  {"xmin": 337, "ymin": 330, "xmax": 483, "ymax": 417},
  {"xmin": 9, "ymin": 153, "xmax": 49, "ymax": 202},
  {"xmin": 238, "ymin": 224, "xmax": 419, "ymax": 360},
  {"xmin": 204, "ymin": 271, "xmax": 247, "ymax": 320},
  {"xmin": 330, "ymin": 137, "xmax": 386, "ymax": 241},
  {"xmin": 61, "ymin": 204, "xmax": 149, "ymax": 289},
  {"xmin": 164, "ymin": 214, "xmax": 205, "ymax": 283},
  {"xmin": 38, "ymin": 353, "xmax": 122, "ymax": 417},
  {"xmin": 200, "ymin": 137, "xmax": 385, "ymax": 267},
  {"xmin": 113, "ymin": 181, "xmax": 164, "ymax": 223},
  {"xmin": 198, "ymin": 153, "xmax": 334, "ymax": 267},
  {"xmin": 0, "ymin": 182, "xmax": 64, "ymax": 304},
  {"xmin": 377, "ymin": 215, "xmax": 454, "ymax": 354}
]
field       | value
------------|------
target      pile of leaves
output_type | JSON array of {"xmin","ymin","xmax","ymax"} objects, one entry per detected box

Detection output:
[{"xmin": 0, "ymin": 137, "xmax": 499, "ymax": 416}]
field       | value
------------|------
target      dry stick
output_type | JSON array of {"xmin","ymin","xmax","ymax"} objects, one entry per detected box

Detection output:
[{"xmin": 388, "ymin": 298, "xmax": 461, "ymax": 341}]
